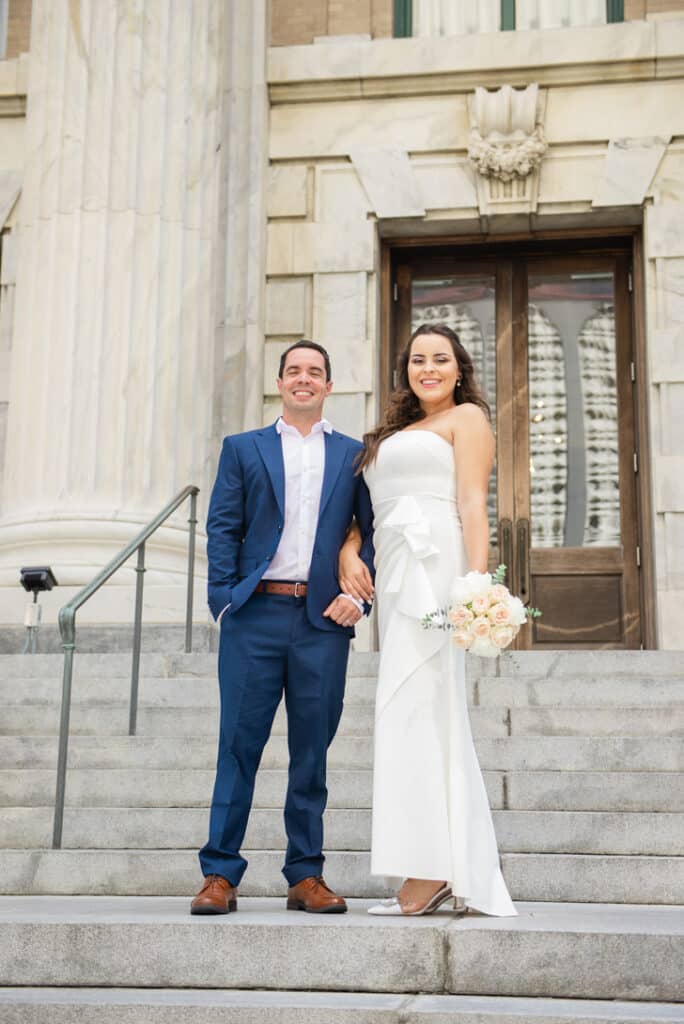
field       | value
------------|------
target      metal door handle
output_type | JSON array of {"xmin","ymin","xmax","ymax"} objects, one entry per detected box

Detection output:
[
  {"xmin": 517, "ymin": 517, "xmax": 530, "ymax": 602},
  {"xmin": 499, "ymin": 518, "xmax": 512, "ymax": 583}
]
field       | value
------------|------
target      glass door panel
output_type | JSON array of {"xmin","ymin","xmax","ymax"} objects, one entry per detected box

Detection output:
[
  {"xmin": 527, "ymin": 272, "xmax": 620, "ymax": 550},
  {"xmin": 410, "ymin": 274, "xmax": 498, "ymax": 545}
]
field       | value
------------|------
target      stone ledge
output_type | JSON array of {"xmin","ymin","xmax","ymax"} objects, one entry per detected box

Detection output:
[
  {"xmin": 0, "ymin": 897, "xmax": 682, "ymax": 1000},
  {"xmin": 2, "ymin": 988, "xmax": 678, "ymax": 1023},
  {"xmin": 267, "ymin": 20, "xmax": 684, "ymax": 103}
]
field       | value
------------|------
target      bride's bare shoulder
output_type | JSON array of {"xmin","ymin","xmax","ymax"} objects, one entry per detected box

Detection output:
[{"xmin": 446, "ymin": 403, "xmax": 491, "ymax": 435}]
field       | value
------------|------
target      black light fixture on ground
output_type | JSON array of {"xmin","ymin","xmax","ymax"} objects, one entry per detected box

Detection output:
[{"xmin": 20, "ymin": 566, "xmax": 58, "ymax": 654}]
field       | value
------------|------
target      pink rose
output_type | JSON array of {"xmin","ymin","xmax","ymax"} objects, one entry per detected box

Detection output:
[
  {"xmin": 488, "ymin": 602, "xmax": 511, "ymax": 626},
  {"xmin": 472, "ymin": 616, "xmax": 491, "ymax": 638},
  {"xmin": 451, "ymin": 627, "xmax": 473, "ymax": 649},
  {"xmin": 490, "ymin": 584, "xmax": 509, "ymax": 604},
  {"xmin": 471, "ymin": 594, "xmax": 491, "ymax": 615},
  {"xmin": 491, "ymin": 624, "xmax": 516, "ymax": 649},
  {"xmin": 449, "ymin": 605, "xmax": 474, "ymax": 627}
]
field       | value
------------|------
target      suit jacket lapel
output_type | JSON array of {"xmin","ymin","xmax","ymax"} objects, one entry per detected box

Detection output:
[
  {"xmin": 254, "ymin": 424, "xmax": 285, "ymax": 519},
  {"xmin": 318, "ymin": 431, "xmax": 347, "ymax": 520}
]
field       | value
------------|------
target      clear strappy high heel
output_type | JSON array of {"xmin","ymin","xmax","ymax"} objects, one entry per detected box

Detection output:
[{"xmin": 368, "ymin": 884, "xmax": 468, "ymax": 916}]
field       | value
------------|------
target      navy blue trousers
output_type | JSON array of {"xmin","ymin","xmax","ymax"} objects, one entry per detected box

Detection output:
[{"xmin": 199, "ymin": 591, "xmax": 350, "ymax": 887}]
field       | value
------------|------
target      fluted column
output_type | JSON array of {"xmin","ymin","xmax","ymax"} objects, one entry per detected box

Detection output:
[{"xmin": 0, "ymin": 0, "xmax": 236, "ymax": 621}]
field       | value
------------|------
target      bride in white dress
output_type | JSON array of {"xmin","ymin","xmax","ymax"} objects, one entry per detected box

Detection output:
[{"xmin": 339, "ymin": 323, "xmax": 516, "ymax": 918}]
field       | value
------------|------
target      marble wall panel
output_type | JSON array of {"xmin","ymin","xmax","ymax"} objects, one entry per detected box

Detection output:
[
  {"xmin": 646, "ymin": 204, "xmax": 684, "ymax": 258},
  {"xmin": 314, "ymin": 164, "xmax": 371, "ymax": 223},
  {"xmin": 592, "ymin": 137, "xmax": 669, "ymax": 207},
  {"xmin": 411, "ymin": 157, "xmax": 478, "ymax": 211},
  {"xmin": 350, "ymin": 148, "xmax": 425, "ymax": 218},
  {"xmin": 650, "ymin": 326, "xmax": 684, "ymax": 382},
  {"xmin": 544, "ymin": 81, "xmax": 684, "ymax": 146},
  {"xmin": 268, "ymin": 164, "xmax": 309, "ymax": 217},
  {"xmin": 265, "ymin": 277, "xmax": 311, "ymax": 335},
  {"xmin": 655, "ymin": 456, "xmax": 684, "ymax": 510},
  {"xmin": 663, "ymin": 513, "xmax": 684, "ymax": 589},
  {"xmin": 312, "ymin": 272, "xmax": 367, "ymax": 345},
  {"xmin": 0, "ymin": 122, "xmax": 24, "ymax": 173},
  {"xmin": 659, "ymin": 588, "xmax": 684, "ymax": 650},
  {"xmin": 267, "ymin": 221, "xmax": 375, "ymax": 274},
  {"xmin": 652, "ymin": 149, "xmax": 684, "ymax": 204},
  {"xmin": 658, "ymin": 382, "xmax": 684, "ymax": 455},
  {"xmin": 538, "ymin": 149, "xmax": 604, "ymax": 203},
  {"xmin": 270, "ymin": 95, "xmax": 468, "ymax": 160}
]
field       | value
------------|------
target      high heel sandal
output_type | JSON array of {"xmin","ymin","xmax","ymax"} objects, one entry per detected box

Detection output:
[{"xmin": 368, "ymin": 883, "xmax": 460, "ymax": 916}]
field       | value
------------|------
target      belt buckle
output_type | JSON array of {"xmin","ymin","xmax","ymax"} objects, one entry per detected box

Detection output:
[{"xmin": 293, "ymin": 582, "xmax": 303, "ymax": 598}]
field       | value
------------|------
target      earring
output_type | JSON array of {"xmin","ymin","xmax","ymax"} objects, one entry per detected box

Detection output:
[{"xmin": 456, "ymin": 378, "xmax": 462, "ymax": 387}]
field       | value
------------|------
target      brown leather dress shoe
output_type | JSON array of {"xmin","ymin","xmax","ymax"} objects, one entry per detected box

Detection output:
[
  {"xmin": 190, "ymin": 874, "xmax": 237, "ymax": 915},
  {"xmin": 286, "ymin": 875, "xmax": 347, "ymax": 914}
]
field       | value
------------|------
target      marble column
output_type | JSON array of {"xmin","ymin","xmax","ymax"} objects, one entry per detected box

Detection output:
[
  {"xmin": 0, "ymin": 0, "xmax": 234, "ymax": 623},
  {"xmin": 213, "ymin": 0, "xmax": 268, "ymax": 438}
]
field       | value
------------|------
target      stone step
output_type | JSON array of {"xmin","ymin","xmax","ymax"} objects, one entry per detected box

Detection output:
[
  {"xmin": 1, "ymin": 734, "xmax": 681, "ymax": 772},
  {"xmin": 1, "ymin": 989, "xmax": 683, "ymax": 1023},
  {"xmin": 6, "ymin": 673, "xmax": 684, "ymax": 708},
  {"xmin": 0, "ymin": 674, "xmax": 378, "ymax": 707},
  {"xmin": 2, "ymin": 766, "xmax": 682, "ymax": 813},
  {"xmin": 2, "ymin": 806, "xmax": 682, "ymax": 856},
  {"xmin": 4, "ymin": 648, "xmax": 683, "ymax": 679},
  {"xmin": 1, "ymin": 849, "xmax": 682, "ymax": 904},
  {"xmin": 0, "ymin": 704, "xmax": 513, "ymax": 738},
  {"xmin": 0, "ymin": 898, "xmax": 682, "ymax": 1001},
  {"xmin": 3, "ymin": 702, "xmax": 682, "ymax": 738}
]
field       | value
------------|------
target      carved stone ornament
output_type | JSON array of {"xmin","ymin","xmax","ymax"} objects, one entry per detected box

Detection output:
[{"xmin": 468, "ymin": 83, "xmax": 547, "ymax": 183}]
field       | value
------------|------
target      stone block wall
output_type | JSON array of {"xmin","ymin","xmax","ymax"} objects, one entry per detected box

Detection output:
[
  {"xmin": 264, "ymin": 162, "xmax": 376, "ymax": 440},
  {"xmin": 266, "ymin": 18, "xmax": 684, "ymax": 646}
]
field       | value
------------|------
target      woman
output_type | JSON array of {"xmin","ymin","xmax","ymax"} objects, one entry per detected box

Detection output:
[{"xmin": 339, "ymin": 323, "xmax": 516, "ymax": 917}]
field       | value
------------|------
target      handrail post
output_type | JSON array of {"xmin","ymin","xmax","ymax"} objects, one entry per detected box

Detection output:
[
  {"xmin": 185, "ymin": 491, "xmax": 198, "ymax": 654},
  {"xmin": 129, "ymin": 543, "xmax": 146, "ymax": 736},
  {"xmin": 53, "ymin": 606, "xmax": 76, "ymax": 849}
]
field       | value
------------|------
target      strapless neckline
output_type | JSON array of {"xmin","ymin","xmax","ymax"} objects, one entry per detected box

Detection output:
[{"xmin": 394, "ymin": 430, "xmax": 453, "ymax": 452}]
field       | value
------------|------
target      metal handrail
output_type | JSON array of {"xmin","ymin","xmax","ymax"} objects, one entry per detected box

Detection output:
[{"xmin": 53, "ymin": 485, "xmax": 199, "ymax": 849}]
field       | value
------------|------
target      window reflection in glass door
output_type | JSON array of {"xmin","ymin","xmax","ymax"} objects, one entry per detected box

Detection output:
[{"xmin": 527, "ymin": 272, "xmax": 620, "ymax": 550}]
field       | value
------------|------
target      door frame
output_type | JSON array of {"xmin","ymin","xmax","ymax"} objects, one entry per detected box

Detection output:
[{"xmin": 380, "ymin": 228, "xmax": 656, "ymax": 649}]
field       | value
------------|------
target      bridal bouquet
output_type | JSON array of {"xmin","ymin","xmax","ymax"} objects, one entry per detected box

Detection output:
[{"xmin": 421, "ymin": 565, "xmax": 541, "ymax": 658}]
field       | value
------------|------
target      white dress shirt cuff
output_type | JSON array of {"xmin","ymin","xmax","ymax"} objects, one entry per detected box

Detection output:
[{"xmin": 339, "ymin": 593, "xmax": 364, "ymax": 614}]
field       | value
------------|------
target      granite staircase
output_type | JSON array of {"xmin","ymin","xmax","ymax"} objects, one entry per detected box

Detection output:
[{"xmin": 0, "ymin": 647, "xmax": 683, "ymax": 1022}]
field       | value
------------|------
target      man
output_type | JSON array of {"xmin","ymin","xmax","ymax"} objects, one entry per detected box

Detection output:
[{"xmin": 191, "ymin": 340, "xmax": 375, "ymax": 915}]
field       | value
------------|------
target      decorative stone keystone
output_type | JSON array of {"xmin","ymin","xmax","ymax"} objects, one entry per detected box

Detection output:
[{"xmin": 467, "ymin": 83, "xmax": 547, "ymax": 216}]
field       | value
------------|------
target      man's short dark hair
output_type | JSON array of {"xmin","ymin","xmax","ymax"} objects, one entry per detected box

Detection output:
[{"xmin": 278, "ymin": 340, "xmax": 332, "ymax": 382}]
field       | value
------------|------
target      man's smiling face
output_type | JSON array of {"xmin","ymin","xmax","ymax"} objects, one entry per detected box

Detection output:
[{"xmin": 277, "ymin": 347, "xmax": 332, "ymax": 420}]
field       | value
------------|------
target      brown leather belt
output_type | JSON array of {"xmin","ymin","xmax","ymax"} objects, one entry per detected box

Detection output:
[{"xmin": 254, "ymin": 580, "xmax": 308, "ymax": 598}]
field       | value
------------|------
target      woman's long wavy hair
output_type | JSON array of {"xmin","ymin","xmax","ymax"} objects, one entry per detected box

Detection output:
[{"xmin": 356, "ymin": 322, "xmax": 490, "ymax": 473}]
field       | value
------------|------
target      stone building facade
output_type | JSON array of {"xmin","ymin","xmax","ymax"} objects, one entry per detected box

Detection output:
[{"xmin": 0, "ymin": 0, "xmax": 683, "ymax": 648}]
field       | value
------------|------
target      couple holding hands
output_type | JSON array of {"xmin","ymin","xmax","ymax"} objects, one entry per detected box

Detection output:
[{"xmin": 191, "ymin": 324, "xmax": 516, "ymax": 920}]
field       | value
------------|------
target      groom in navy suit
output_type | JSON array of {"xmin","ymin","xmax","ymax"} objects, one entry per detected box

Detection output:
[{"xmin": 191, "ymin": 341, "xmax": 374, "ymax": 915}]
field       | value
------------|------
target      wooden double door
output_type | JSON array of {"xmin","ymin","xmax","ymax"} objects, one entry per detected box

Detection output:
[{"xmin": 390, "ymin": 241, "xmax": 644, "ymax": 649}]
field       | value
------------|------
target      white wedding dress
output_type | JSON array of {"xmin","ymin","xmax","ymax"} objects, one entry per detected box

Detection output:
[{"xmin": 363, "ymin": 429, "xmax": 516, "ymax": 916}]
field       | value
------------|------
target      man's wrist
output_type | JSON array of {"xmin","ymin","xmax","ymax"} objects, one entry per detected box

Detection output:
[{"xmin": 339, "ymin": 592, "xmax": 364, "ymax": 614}]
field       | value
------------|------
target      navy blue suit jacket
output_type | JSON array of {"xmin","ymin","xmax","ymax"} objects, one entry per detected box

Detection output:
[{"xmin": 206, "ymin": 423, "xmax": 375, "ymax": 634}]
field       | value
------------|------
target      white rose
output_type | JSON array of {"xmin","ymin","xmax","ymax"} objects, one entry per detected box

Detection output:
[
  {"xmin": 470, "ymin": 635, "xmax": 499, "ymax": 658},
  {"xmin": 507, "ymin": 596, "xmax": 528, "ymax": 627}
]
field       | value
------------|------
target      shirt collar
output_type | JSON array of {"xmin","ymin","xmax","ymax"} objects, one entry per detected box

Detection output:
[{"xmin": 276, "ymin": 416, "xmax": 332, "ymax": 438}]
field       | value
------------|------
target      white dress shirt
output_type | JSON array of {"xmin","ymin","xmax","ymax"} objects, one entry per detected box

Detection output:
[
  {"xmin": 217, "ymin": 416, "xmax": 363, "ymax": 622},
  {"xmin": 263, "ymin": 416, "xmax": 331, "ymax": 581}
]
